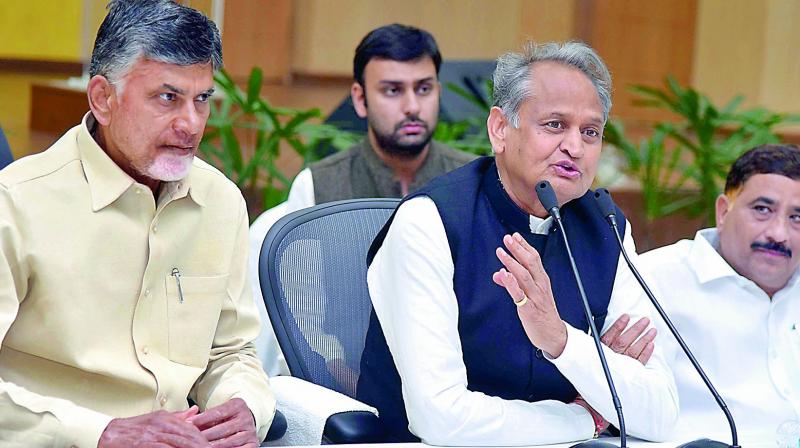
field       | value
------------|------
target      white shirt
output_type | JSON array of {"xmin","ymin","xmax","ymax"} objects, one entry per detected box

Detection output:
[
  {"xmin": 638, "ymin": 229, "xmax": 800, "ymax": 441},
  {"xmin": 367, "ymin": 196, "xmax": 679, "ymax": 446},
  {"xmin": 285, "ymin": 167, "xmax": 315, "ymax": 213}
]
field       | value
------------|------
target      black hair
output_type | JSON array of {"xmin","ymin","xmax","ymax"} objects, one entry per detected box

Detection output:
[
  {"xmin": 353, "ymin": 23, "xmax": 441, "ymax": 85},
  {"xmin": 725, "ymin": 143, "xmax": 800, "ymax": 193}
]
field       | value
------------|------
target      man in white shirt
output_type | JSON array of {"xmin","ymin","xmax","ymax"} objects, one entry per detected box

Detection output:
[
  {"xmin": 639, "ymin": 144, "xmax": 800, "ymax": 440},
  {"xmin": 357, "ymin": 41, "xmax": 679, "ymax": 445}
]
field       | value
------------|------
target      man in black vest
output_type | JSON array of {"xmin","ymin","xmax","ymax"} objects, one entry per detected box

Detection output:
[{"xmin": 357, "ymin": 41, "xmax": 679, "ymax": 444}]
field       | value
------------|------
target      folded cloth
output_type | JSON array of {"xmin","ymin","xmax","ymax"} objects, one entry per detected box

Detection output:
[{"xmin": 263, "ymin": 376, "xmax": 377, "ymax": 446}]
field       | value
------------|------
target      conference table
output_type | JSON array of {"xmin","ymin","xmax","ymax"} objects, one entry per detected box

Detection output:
[{"xmin": 273, "ymin": 431, "xmax": 778, "ymax": 448}]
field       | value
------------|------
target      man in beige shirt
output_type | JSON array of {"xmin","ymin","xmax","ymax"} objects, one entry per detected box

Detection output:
[{"xmin": 0, "ymin": 2, "xmax": 273, "ymax": 447}]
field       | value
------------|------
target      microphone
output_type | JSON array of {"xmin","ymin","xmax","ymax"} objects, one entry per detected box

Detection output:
[
  {"xmin": 593, "ymin": 188, "xmax": 740, "ymax": 448},
  {"xmin": 535, "ymin": 181, "xmax": 626, "ymax": 448}
]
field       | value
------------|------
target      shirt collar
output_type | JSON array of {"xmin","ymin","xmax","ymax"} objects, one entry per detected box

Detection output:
[
  {"xmin": 79, "ymin": 113, "xmax": 135, "ymax": 212},
  {"xmin": 687, "ymin": 228, "xmax": 739, "ymax": 284},
  {"xmin": 79, "ymin": 113, "xmax": 206, "ymax": 211}
]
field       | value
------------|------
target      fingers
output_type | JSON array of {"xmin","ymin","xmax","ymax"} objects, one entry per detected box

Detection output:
[
  {"xmin": 626, "ymin": 327, "xmax": 657, "ymax": 364},
  {"xmin": 610, "ymin": 317, "xmax": 650, "ymax": 353},
  {"xmin": 189, "ymin": 399, "xmax": 257, "ymax": 445},
  {"xmin": 188, "ymin": 402, "xmax": 235, "ymax": 430},
  {"xmin": 601, "ymin": 314, "xmax": 630, "ymax": 346},
  {"xmin": 503, "ymin": 233, "xmax": 548, "ymax": 282},
  {"xmin": 494, "ymin": 234, "xmax": 550, "ymax": 305},
  {"xmin": 154, "ymin": 431, "xmax": 210, "ymax": 448},
  {"xmin": 208, "ymin": 430, "xmax": 256, "ymax": 448},
  {"xmin": 174, "ymin": 405, "xmax": 200, "ymax": 421},
  {"xmin": 492, "ymin": 268, "xmax": 524, "ymax": 301},
  {"xmin": 602, "ymin": 315, "xmax": 658, "ymax": 365}
]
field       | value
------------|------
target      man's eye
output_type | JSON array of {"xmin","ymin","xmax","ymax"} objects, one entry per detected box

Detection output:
[
  {"xmin": 754, "ymin": 205, "xmax": 771, "ymax": 214},
  {"xmin": 196, "ymin": 93, "xmax": 211, "ymax": 103},
  {"xmin": 790, "ymin": 214, "xmax": 800, "ymax": 223},
  {"xmin": 417, "ymin": 84, "xmax": 432, "ymax": 95},
  {"xmin": 383, "ymin": 87, "xmax": 400, "ymax": 96},
  {"xmin": 545, "ymin": 121, "xmax": 563, "ymax": 129},
  {"xmin": 159, "ymin": 92, "xmax": 176, "ymax": 102},
  {"xmin": 584, "ymin": 128, "xmax": 600, "ymax": 138}
]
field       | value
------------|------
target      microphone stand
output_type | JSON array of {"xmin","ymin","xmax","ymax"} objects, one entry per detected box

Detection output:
[
  {"xmin": 535, "ymin": 181, "xmax": 626, "ymax": 448},
  {"xmin": 593, "ymin": 188, "xmax": 740, "ymax": 448}
]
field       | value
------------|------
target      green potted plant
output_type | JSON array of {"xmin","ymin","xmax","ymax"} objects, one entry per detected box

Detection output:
[
  {"xmin": 199, "ymin": 67, "xmax": 359, "ymax": 218},
  {"xmin": 604, "ymin": 77, "xmax": 800, "ymax": 228}
]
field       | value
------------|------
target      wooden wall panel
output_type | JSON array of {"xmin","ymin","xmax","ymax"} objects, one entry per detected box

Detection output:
[
  {"xmin": 576, "ymin": 0, "xmax": 698, "ymax": 123},
  {"xmin": 291, "ymin": 0, "xmax": 530, "ymax": 77},
  {"xmin": 222, "ymin": 0, "xmax": 293, "ymax": 82},
  {"xmin": 691, "ymin": 0, "xmax": 766, "ymax": 110},
  {"xmin": 760, "ymin": 1, "xmax": 800, "ymax": 113}
]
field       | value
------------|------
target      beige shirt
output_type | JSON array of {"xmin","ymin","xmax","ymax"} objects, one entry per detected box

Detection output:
[{"xmin": 0, "ymin": 115, "xmax": 274, "ymax": 447}]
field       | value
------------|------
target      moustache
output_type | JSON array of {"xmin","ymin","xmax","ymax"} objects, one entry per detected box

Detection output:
[
  {"xmin": 394, "ymin": 118, "xmax": 429, "ymax": 132},
  {"xmin": 751, "ymin": 241, "xmax": 792, "ymax": 258}
]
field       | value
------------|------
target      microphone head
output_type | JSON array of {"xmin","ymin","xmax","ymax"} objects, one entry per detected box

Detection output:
[
  {"xmin": 535, "ymin": 180, "xmax": 560, "ymax": 218},
  {"xmin": 593, "ymin": 188, "xmax": 617, "ymax": 219}
]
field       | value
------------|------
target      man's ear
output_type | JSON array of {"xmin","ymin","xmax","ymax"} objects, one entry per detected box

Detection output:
[
  {"xmin": 487, "ymin": 106, "xmax": 509, "ymax": 154},
  {"xmin": 351, "ymin": 82, "xmax": 367, "ymax": 118},
  {"xmin": 87, "ymin": 75, "xmax": 115, "ymax": 126},
  {"xmin": 715, "ymin": 193, "xmax": 731, "ymax": 228}
]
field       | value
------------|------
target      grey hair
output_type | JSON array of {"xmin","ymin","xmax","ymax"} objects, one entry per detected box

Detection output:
[
  {"xmin": 89, "ymin": 0, "xmax": 222, "ymax": 83},
  {"xmin": 492, "ymin": 41, "xmax": 612, "ymax": 127}
]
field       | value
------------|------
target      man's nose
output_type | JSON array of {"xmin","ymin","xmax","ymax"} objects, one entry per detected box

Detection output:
[
  {"xmin": 764, "ymin": 215, "xmax": 791, "ymax": 244},
  {"xmin": 173, "ymin": 102, "xmax": 204, "ymax": 137},
  {"xmin": 403, "ymin": 91, "xmax": 421, "ymax": 116},
  {"xmin": 559, "ymin": 129, "xmax": 584, "ymax": 158}
]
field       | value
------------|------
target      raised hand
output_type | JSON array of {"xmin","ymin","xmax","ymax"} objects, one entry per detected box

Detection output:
[{"xmin": 493, "ymin": 232, "xmax": 567, "ymax": 358}]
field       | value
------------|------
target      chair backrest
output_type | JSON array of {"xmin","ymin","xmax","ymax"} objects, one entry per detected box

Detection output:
[
  {"xmin": 259, "ymin": 198, "xmax": 399, "ymax": 398},
  {"xmin": 0, "ymin": 127, "xmax": 13, "ymax": 170}
]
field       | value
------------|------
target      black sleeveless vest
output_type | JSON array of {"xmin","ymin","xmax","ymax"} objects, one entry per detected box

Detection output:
[{"xmin": 357, "ymin": 157, "xmax": 626, "ymax": 441}]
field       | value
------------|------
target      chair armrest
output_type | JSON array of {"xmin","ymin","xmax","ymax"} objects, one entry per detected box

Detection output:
[
  {"xmin": 264, "ymin": 409, "xmax": 287, "ymax": 442},
  {"xmin": 323, "ymin": 410, "xmax": 388, "ymax": 444},
  {"xmin": 264, "ymin": 376, "xmax": 379, "ymax": 446}
]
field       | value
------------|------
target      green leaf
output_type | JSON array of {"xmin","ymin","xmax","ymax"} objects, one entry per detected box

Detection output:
[{"xmin": 246, "ymin": 67, "xmax": 264, "ymax": 111}]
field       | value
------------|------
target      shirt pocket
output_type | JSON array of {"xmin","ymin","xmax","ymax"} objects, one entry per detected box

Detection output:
[{"xmin": 165, "ymin": 273, "xmax": 228, "ymax": 367}]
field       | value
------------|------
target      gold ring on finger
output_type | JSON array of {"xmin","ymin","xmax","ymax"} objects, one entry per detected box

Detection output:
[{"xmin": 514, "ymin": 294, "xmax": 529, "ymax": 307}]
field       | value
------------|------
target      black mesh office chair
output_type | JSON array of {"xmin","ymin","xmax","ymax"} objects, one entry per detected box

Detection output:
[
  {"xmin": 0, "ymin": 126, "xmax": 13, "ymax": 170},
  {"xmin": 259, "ymin": 198, "xmax": 399, "ymax": 443}
]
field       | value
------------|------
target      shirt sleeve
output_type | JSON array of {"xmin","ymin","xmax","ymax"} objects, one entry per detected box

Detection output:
[
  {"xmin": 190, "ymin": 196, "xmax": 276, "ymax": 442},
  {"xmin": 285, "ymin": 168, "xmax": 315, "ymax": 214},
  {"xmin": 0, "ymin": 186, "xmax": 113, "ymax": 448},
  {"xmin": 548, "ymin": 221, "xmax": 680, "ymax": 441},
  {"xmin": 367, "ymin": 197, "xmax": 595, "ymax": 446}
]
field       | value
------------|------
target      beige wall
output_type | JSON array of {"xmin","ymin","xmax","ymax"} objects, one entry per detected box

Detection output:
[
  {"xmin": 291, "ymin": 0, "xmax": 576, "ymax": 77},
  {"xmin": 692, "ymin": 0, "xmax": 800, "ymax": 114}
]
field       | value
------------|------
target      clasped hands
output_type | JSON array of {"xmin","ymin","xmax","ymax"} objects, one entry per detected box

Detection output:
[{"xmin": 98, "ymin": 397, "xmax": 258, "ymax": 448}]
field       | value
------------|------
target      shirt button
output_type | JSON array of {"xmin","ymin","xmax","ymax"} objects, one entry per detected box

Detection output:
[
  {"xmin": 135, "ymin": 188, "xmax": 141, "ymax": 195},
  {"xmin": 159, "ymin": 394, "xmax": 168, "ymax": 407},
  {"xmin": 142, "ymin": 346, "xmax": 149, "ymax": 355},
  {"xmin": 152, "ymin": 225, "xmax": 158, "ymax": 233},
  {"xmin": 144, "ymin": 289, "xmax": 151, "ymax": 297}
]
